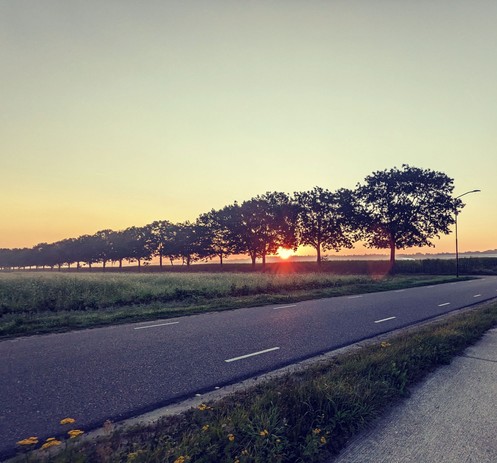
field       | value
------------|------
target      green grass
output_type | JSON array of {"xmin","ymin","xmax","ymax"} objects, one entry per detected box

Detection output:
[
  {"xmin": 16, "ymin": 301, "xmax": 497, "ymax": 463},
  {"xmin": 0, "ymin": 272, "xmax": 465, "ymax": 338}
]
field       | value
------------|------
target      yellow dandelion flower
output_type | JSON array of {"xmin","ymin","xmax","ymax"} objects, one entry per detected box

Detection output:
[
  {"xmin": 228, "ymin": 433, "xmax": 235, "ymax": 442},
  {"xmin": 320, "ymin": 436, "xmax": 327, "ymax": 445},
  {"xmin": 202, "ymin": 424, "xmax": 209, "ymax": 432},
  {"xmin": 16, "ymin": 437, "xmax": 38, "ymax": 446},
  {"xmin": 198, "ymin": 403, "xmax": 208, "ymax": 411},
  {"xmin": 381, "ymin": 341, "xmax": 391, "ymax": 348},
  {"xmin": 313, "ymin": 428, "xmax": 321, "ymax": 435},
  {"xmin": 173, "ymin": 456, "xmax": 186, "ymax": 463},
  {"xmin": 41, "ymin": 439, "xmax": 62, "ymax": 450},
  {"xmin": 68, "ymin": 429, "xmax": 84, "ymax": 438},
  {"xmin": 60, "ymin": 417, "xmax": 76, "ymax": 425},
  {"xmin": 259, "ymin": 429, "xmax": 269, "ymax": 437}
]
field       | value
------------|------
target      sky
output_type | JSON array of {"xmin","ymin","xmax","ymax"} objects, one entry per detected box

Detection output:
[{"xmin": 1, "ymin": 0, "xmax": 496, "ymax": 256}]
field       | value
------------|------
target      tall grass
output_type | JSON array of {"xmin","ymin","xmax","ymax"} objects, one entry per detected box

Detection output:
[
  {"xmin": 0, "ymin": 272, "xmax": 444, "ymax": 315},
  {"xmin": 0, "ymin": 272, "xmax": 464, "ymax": 338}
]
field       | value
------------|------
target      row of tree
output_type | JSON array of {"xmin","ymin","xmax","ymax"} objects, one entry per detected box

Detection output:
[{"xmin": 0, "ymin": 165, "xmax": 462, "ymax": 270}]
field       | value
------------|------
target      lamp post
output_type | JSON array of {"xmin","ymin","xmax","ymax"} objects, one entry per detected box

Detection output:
[{"xmin": 455, "ymin": 189, "xmax": 481, "ymax": 278}]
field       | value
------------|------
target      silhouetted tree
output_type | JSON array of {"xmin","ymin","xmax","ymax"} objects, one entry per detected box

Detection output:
[
  {"xmin": 122, "ymin": 226, "xmax": 153, "ymax": 269},
  {"xmin": 31, "ymin": 242, "xmax": 59, "ymax": 269},
  {"xmin": 53, "ymin": 238, "xmax": 77, "ymax": 269},
  {"xmin": 107, "ymin": 230, "xmax": 129, "ymax": 269},
  {"xmin": 229, "ymin": 192, "xmax": 299, "ymax": 268},
  {"xmin": 295, "ymin": 187, "xmax": 357, "ymax": 264},
  {"xmin": 197, "ymin": 209, "xmax": 238, "ymax": 265},
  {"xmin": 171, "ymin": 222, "xmax": 206, "ymax": 266},
  {"xmin": 355, "ymin": 165, "xmax": 461, "ymax": 265},
  {"xmin": 75, "ymin": 235, "xmax": 101, "ymax": 270},
  {"xmin": 149, "ymin": 220, "xmax": 176, "ymax": 268},
  {"xmin": 91, "ymin": 230, "xmax": 114, "ymax": 270}
]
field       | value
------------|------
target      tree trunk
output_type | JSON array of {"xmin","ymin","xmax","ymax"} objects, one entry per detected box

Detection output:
[
  {"xmin": 389, "ymin": 239, "xmax": 396, "ymax": 270},
  {"xmin": 316, "ymin": 243, "xmax": 321, "ymax": 265},
  {"xmin": 219, "ymin": 254, "xmax": 223, "ymax": 265},
  {"xmin": 159, "ymin": 253, "xmax": 163, "ymax": 269},
  {"xmin": 262, "ymin": 252, "xmax": 266, "ymax": 271},
  {"xmin": 119, "ymin": 259, "xmax": 123, "ymax": 270},
  {"xmin": 186, "ymin": 256, "xmax": 191, "ymax": 267},
  {"xmin": 137, "ymin": 259, "xmax": 141, "ymax": 270},
  {"xmin": 251, "ymin": 253, "xmax": 256, "ymax": 267},
  {"xmin": 103, "ymin": 260, "xmax": 107, "ymax": 271}
]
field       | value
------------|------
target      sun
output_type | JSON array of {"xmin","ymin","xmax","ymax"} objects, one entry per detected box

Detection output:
[{"xmin": 277, "ymin": 247, "xmax": 295, "ymax": 260}]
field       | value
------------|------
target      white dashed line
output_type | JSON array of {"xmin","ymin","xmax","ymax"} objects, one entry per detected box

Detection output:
[
  {"xmin": 438, "ymin": 302, "xmax": 451, "ymax": 307},
  {"xmin": 134, "ymin": 322, "xmax": 179, "ymax": 330},
  {"xmin": 348, "ymin": 295, "xmax": 363, "ymax": 299},
  {"xmin": 225, "ymin": 347, "xmax": 280, "ymax": 363},
  {"xmin": 374, "ymin": 316, "xmax": 396, "ymax": 324},
  {"xmin": 272, "ymin": 304, "xmax": 297, "ymax": 310},
  {"xmin": 473, "ymin": 294, "xmax": 482, "ymax": 298},
  {"xmin": 394, "ymin": 289, "xmax": 405, "ymax": 293}
]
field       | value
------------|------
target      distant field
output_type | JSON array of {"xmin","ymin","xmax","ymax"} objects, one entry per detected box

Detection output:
[
  {"xmin": 9, "ymin": 257, "xmax": 496, "ymax": 275},
  {"xmin": 0, "ymin": 272, "xmax": 465, "ymax": 338}
]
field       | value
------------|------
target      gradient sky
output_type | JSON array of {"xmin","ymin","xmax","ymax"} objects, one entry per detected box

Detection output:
[{"xmin": 1, "ymin": 1, "xmax": 496, "ymax": 255}]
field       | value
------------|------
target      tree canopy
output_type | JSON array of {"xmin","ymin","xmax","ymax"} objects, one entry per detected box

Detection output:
[
  {"xmin": 228, "ymin": 192, "xmax": 299, "ymax": 268},
  {"xmin": 295, "ymin": 187, "xmax": 356, "ymax": 264},
  {"xmin": 355, "ymin": 165, "xmax": 461, "ymax": 264}
]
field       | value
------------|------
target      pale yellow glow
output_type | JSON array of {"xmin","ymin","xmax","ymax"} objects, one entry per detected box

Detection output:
[{"xmin": 277, "ymin": 247, "xmax": 295, "ymax": 260}]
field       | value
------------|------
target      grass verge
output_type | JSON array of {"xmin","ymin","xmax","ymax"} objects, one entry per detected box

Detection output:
[
  {"xmin": 15, "ymin": 300, "xmax": 497, "ymax": 463},
  {"xmin": 0, "ymin": 273, "xmax": 465, "ymax": 338}
]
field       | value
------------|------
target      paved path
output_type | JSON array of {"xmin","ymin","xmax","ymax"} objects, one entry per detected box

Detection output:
[
  {"xmin": 332, "ymin": 327, "xmax": 497, "ymax": 463},
  {"xmin": 1, "ymin": 277, "xmax": 497, "ymax": 459}
]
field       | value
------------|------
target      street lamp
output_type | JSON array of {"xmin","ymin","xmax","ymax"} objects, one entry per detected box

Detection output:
[{"xmin": 455, "ymin": 189, "xmax": 481, "ymax": 278}]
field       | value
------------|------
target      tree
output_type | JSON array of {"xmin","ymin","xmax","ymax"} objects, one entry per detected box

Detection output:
[
  {"xmin": 148, "ymin": 220, "xmax": 176, "ymax": 268},
  {"xmin": 228, "ymin": 192, "xmax": 299, "ymax": 268},
  {"xmin": 355, "ymin": 165, "xmax": 461, "ymax": 265},
  {"xmin": 122, "ymin": 226, "xmax": 154, "ymax": 269},
  {"xmin": 171, "ymin": 222, "xmax": 206, "ymax": 266},
  {"xmin": 295, "ymin": 187, "xmax": 357, "ymax": 264},
  {"xmin": 74, "ymin": 235, "xmax": 101, "ymax": 270},
  {"xmin": 31, "ymin": 242, "xmax": 60, "ymax": 269},
  {"xmin": 92, "ymin": 230, "xmax": 114, "ymax": 270},
  {"xmin": 107, "ymin": 230, "xmax": 130, "ymax": 270},
  {"xmin": 54, "ymin": 238, "xmax": 77, "ymax": 269},
  {"xmin": 197, "ymin": 209, "xmax": 238, "ymax": 265}
]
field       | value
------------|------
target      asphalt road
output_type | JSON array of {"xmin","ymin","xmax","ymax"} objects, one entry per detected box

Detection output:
[{"xmin": 1, "ymin": 277, "xmax": 497, "ymax": 459}]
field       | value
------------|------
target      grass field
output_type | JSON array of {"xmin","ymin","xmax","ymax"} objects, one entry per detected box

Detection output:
[
  {"xmin": 14, "ymin": 300, "xmax": 497, "ymax": 463},
  {"xmin": 0, "ymin": 271, "xmax": 465, "ymax": 338}
]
